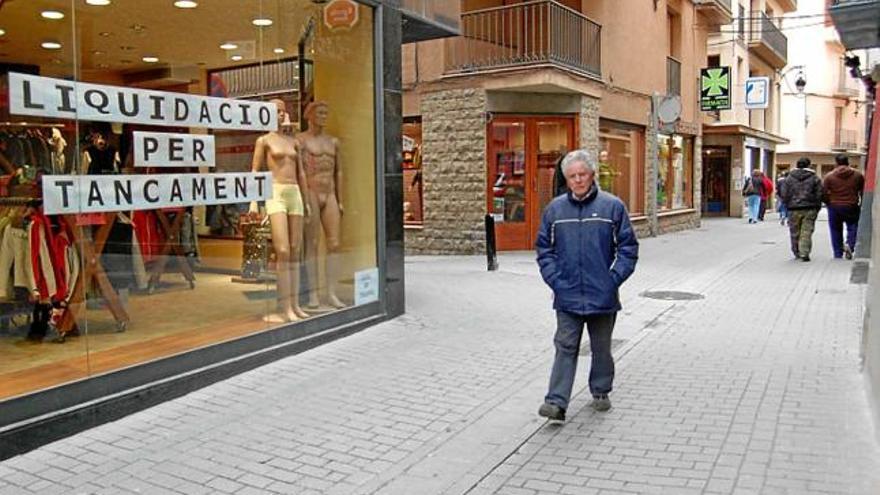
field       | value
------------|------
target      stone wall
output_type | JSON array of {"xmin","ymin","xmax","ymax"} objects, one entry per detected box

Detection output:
[
  {"xmin": 579, "ymin": 96, "xmax": 601, "ymax": 156},
  {"xmin": 405, "ymin": 89, "xmax": 487, "ymax": 254}
]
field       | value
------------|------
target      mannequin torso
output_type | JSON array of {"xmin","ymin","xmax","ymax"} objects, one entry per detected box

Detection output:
[
  {"xmin": 256, "ymin": 132, "xmax": 301, "ymax": 185},
  {"xmin": 298, "ymin": 132, "xmax": 338, "ymax": 197}
]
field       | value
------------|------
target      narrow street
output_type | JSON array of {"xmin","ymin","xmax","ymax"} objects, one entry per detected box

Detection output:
[{"xmin": 1, "ymin": 215, "xmax": 879, "ymax": 495}]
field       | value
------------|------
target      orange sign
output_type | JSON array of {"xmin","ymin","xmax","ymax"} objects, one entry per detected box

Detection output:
[{"xmin": 324, "ymin": 0, "xmax": 359, "ymax": 31}]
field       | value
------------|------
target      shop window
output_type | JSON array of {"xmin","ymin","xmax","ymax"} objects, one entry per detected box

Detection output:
[
  {"xmin": 599, "ymin": 121, "xmax": 645, "ymax": 215},
  {"xmin": 0, "ymin": 0, "xmax": 378, "ymax": 400},
  {"xmin": 657, "ymin": 134, "xmax": 694, "ymax": 211},
  {"xmin": 403, "ymin": 117, "xmax": 423, "ymax": 226}
]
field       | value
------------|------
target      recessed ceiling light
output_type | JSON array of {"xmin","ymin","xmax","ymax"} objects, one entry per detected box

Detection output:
[
  {"xmin": 99, "ymin": 31, "xmax": 112, "ymax": 37},
  {"xmin": 174, "ymin": 0, "xmax": 198, "ymax": 8},
  {"xmin": 93, "ymin": 50, "xmax": 105, "ymax": 56},
  {"xmin": 252, "ymin": 18, "xmax": 273, "ymax": 27},
  {"xmin": 97, "ymin": 63, "xmax": 110, "ymax": 68},
  {"xmin": 0, "ymin": 29, "xmax": 6, "ymax": 37},
  {"xmin": 219, "ymin": 43, "xmax": 238, "ymax": 50},
  {"xmin": 41, "ymin": 41, "xmax": 63, "ymax": 50},
  {"xmin": 41, "ymin": 10, "xmax": 65, "ymax": 20},
  {"xmin": 231, "ymin": 55, "xmax": 243, "ymax": 61},
  {"xmin": 273, "ymin": 47, "xmax": 285, "ymax": 54},
  {"xmin": 86, "ymin": 0, "xmax": 111, "ymax": 5},
  {"xmin": 142, "ymin": 56, "xmax": 159, "ymax": 63}
]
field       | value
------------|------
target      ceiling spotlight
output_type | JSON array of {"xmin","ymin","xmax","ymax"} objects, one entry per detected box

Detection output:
[
  {"xmin": 231, "ymin": 55, "xmax": 243, "ymax": 61},
  {"xmin": 252, "ymin": 18, "xmax": 273, "ymax": 27},
  {"xmin": 41, "ymin": 41, "xmax": 63, "ymax": 50},
  {"xmin": 0, "ymin": 29, "xmax": 5, "ymax": 37},
  {"xmin": 142, "ymin": 56, "xmax": 159, "ymax": 63},
  {"xmin": 173, "ymin": 0, "xmax": 198, "ymax": 8},
  {"xmin": 273, "ymin": 47, "xmax": 285, "ymax": 54},
  {"xmin": 220, "ymin": 43, "xmax": 238, "ymax": 50},
  {"xmin": 41, "ymin": 10, "xmax": 66, "ymax": 20},
  {"xmin": 86, "ymin": 0, "xmax": 112, "ymax": 5},
  {"xmin": 99, "ymin": 31, "xmax": 112, "ymax": 37}
]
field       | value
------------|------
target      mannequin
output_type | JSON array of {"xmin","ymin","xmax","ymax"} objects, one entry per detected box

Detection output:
[
  {"xmin": 297, "ymin": 101, "xmax": 345, "ymax": 309},
  {"xmin": 81, "ymin": 131, "xmax": 120, "ymax": 175},
  {"xmin": 251, "ymin": 99, "xmax": 310, "ymax": 322}
]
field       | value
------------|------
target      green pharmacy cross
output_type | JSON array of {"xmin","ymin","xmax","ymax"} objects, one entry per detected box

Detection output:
[{"xmin": 700, "ymin": 66, "xmax": 731, "ymax": 111}]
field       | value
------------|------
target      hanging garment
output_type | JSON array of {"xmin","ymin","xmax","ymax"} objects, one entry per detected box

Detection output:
[
  {"xmin": 29, "ymin": 212, "xmax": 60, "ymax": 302},
  {"xmin": 0, "ymin": 227, "xmax": 36, "ymax": 300}
]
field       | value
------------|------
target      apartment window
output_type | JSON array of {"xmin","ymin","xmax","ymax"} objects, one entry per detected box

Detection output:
[
  {"xmin": 738, "ymin": 5, "xmax": 746, "ymax": 41},
  {"xmin": 708, "ymin": 55, "xmax": 721, "ymax": 68}
]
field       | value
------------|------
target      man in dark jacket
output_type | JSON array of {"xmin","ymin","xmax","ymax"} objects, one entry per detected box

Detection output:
[
  {"xmin": 780, "ymin": 157, "xmax": 823, "ymax": 261},
  {"xmin": 535, "ymin": 150, "xmax": 639, "ymax": 421},
  {"xmin": 823, "ymin": 154, "xmax": 865, "ymax": 259}
]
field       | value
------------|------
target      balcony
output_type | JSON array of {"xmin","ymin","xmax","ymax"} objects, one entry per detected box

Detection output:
[
  {"xmin": 693, "ymin": 0, "xmax": 734, "ymax": 30},
  {"xmin": 445, "ymin": 0, "xmax": 601, "ymax": 79},
  {"xmin": 833, "ymin": 128, "xmax": 859, "ymax": 151},
  {"xmin": 829, "ymin": 0, "xmax": 880, "ymax": 50},
  {"xmin": 748, "ymin": 13, "xmax": 788, "ymax": 68},
  {"xmin": 667, "ymin": 56, "xmax": 681, "ymax": 96},
  {"xmin": 401, "ymin": 0, "xmax": 461, "ymax": 43}
]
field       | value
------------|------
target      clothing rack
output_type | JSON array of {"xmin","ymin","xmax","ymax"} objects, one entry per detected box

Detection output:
[
  {"xmin": 0, "ymin": 197, "xmax": 42, "ymax": 207},
  {"xmin": 0, "ymin": 122, "xmax": 66, "ymax": 128}
]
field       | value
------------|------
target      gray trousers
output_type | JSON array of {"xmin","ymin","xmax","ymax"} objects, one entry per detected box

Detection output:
[{"xmin": 545, "ymin": 311, "xmax": 617, "ymax": 410}]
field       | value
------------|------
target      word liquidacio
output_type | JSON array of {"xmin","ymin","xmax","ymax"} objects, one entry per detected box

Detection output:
[
  {"xmin": 9, "ymin": 72, "xmax": 277, "ymax": 132},
  {"xmin": 42, "ymin": 173, "xmax": 272, "ymax": 215}
]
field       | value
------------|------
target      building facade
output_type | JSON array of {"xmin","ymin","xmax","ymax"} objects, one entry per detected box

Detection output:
[
  {"xmin": 702, "ymin": 0, "xmax": 796, "ymax": 218},
  {"xmin": 402, "ymin": 0, "xmax": 718, "ymax": 254},
  {"xmin": 777, "ymin": 0, "xmax": 869, "ymax": 177},
  {"xmin": 0, "ymin": 0, "xmax": 454, "ymax": 458}
]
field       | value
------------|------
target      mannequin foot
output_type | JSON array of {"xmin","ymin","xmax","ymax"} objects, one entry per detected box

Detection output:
[
  {"xmin": 263, "ymin": 313, "xmax": 288, "ymax": 324},
  {"xmin": 292, "ymin": 306, "xmax": 310, "ymax": 319},
  {"xmin": 328, "ymin": 293, "xmax": 346, "ymax": 309},
  {"xmin": 285, "ymin": 308, "xmax": 302, "ymax": 322}
]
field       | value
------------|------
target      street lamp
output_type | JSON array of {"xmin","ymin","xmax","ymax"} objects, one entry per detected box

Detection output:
[{"xmin": 779, "ymin": 64, "xmax": 807, "ymax": 97}]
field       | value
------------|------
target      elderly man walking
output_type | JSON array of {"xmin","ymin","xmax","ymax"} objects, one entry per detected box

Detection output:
[
  {"xmin": 780, "ymin": 157, "xmax": 823, "ymax": 262},
  {"xmin": 823, "ymin": 154, "xmax": 865, "ymax": 260},
  {"xmin": 535, "ymin": 150, "xmax": 639, "ymax": 421}
]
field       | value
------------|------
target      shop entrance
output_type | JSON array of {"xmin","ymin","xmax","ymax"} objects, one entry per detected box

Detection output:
[
  {"xmin": 702, "ymin": 146, "xmax": 730, "ymax": 216},
  {"xmin": 487, "ymin": 116, "xmax": 575, "ymax": 251}
]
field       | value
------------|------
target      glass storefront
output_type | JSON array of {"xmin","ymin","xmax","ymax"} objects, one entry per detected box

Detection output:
[
  {"xmin": 0, "ymin": 0, "xmax": 378, "ymax": 400},
  {"xmin": 657, "ymin": 133, "xmax": 694, "ymax": 211},
  {"xmin": 599, "ymin": 120, "xmax": 644, "ymax": 215},
  {"xmin": 402, "ymin": 117, "xmax": 423, "ymax": 225}
]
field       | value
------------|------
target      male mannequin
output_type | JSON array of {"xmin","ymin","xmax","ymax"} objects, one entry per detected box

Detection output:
[
  {"xmin": 297, "ymin": 101, "xmax": 345, "ymax": 309},
  {"xmin": 251, "ymin": 99, "xmax": 310, "ymax": 322}
]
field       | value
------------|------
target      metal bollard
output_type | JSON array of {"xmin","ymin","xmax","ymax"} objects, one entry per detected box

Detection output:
[{"xmin": 485, "ymin": 214, "xmax": 499, "ymax": 271}]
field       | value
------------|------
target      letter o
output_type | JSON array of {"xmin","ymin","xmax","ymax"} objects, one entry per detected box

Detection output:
[{"xmin": 258, "ymin": 106, "xmax": 272, "ymax": 127}]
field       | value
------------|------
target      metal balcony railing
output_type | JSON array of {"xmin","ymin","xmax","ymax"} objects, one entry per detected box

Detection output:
[
  {"xmin": 750, "ymin": 12, "xmax": 788, "ymax": 63},
  {"xmin": 834, "ymin": 128, "xmax": 859, "ymax": 150},
  {"xmin": 445, "ymin": 0, "xmax": 601, "ymax": 78},
  {"xmin": 667, "ymin": 56, "xmax": 681, "ymax": 96}
]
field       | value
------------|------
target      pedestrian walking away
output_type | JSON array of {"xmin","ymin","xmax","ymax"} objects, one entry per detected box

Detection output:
[
  {"xmin": 759, "ymin": 170, "xmax": 773, "ymax": 221},
  {"xmin": 535, "ymin": 149, "xmax": 639, "ymax": 421},
  {"xmin": 742, "ymin": 169, "xmax": 764, "ymax": 224},
  {"xmin": 776, "ymin": 171, "xmax": 789, "ymax": 226},
  {"xmin": 822, "ymin": 154, "xmax": 865, "ymax": 260},
  {"xmin": 779, "ymin": 157, "xmax": 823, "ymax": 262}
]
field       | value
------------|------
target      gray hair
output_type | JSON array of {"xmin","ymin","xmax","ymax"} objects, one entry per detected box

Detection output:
[{"xmin": 560, "ymin": 149, "xmax": 597, "ymax": 176}]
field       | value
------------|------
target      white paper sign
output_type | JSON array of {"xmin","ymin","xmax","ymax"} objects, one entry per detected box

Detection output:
[
  {"xmin": 42, "ymin": 172, "xmax": 272, "ymax": 215},
  {"xmin": 354, "ymin": 267, "xmax": 379, "ymax": 306},
  {"xmin": 134, "ymin": 132, "xmax": 215, "ymax": 168},
  {"xmin": 9, "ymin": 72, "xmax": 277, "ymax": 131}
]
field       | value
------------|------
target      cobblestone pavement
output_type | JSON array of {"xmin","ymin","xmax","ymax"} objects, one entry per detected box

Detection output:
[{"xmin": 1, "ymin": 215, "xmax": 879, "ymax": 495}]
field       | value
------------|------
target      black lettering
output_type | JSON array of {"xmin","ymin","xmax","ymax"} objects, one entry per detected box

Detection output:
[
  {"xmin": 198, "ymin": 102, "xmax": 212, "ymax": 124},
  {"xmin": 149, "ymin": 94, "xmax": 165, "ymax": 120},
  {"xmin": 118, "ymin": 92, "xmax": 139, "ymax": 117},
  {"xmin": 143, "ymin": 137, "xmax": 159, "ymax": 161},
  {"xmin": 193, "ymin": 139, "xmax": 206, "ymax": 162},
  {"xmin": 114, "ymin": 180, "xmax": 132, "ymax": 205},
  {"xmin": 235, "ymin": 176, "xmax": 247, "ymax": 197},
  {"xmin": 219, "ymin": 103, "xmax": 232, "ymax": 124},
  {"xmin": 55, "ymin": 179, "xmax": 74, "ymax": 208},
  {"xmin": 87, "ymin": 181, "xmax": 104, "ymax": 206},
  {"xmin": 56, "ymin": 84, "xmax": 76, "ymax": 112},
  {"xmin": 239, "ymin": 103, "xmax": 252, "ymax": 126},
  {"xmin": 258, "ymin": 106, "xmax": 271, "ymax": 127},
  {"xmin": 144, "ymin": 179, "xmax": 160, "ymax": 203},
  {"xmin": 169, "ymin": 138, "xmax": 184, "ymax": 161},
  {"xmin": 170, "ymin": 179, "xmax": 183, "ymax": 202},
  {"xmin": 255, "ymin": 175, "xmax": 267, "ymax": 197},
  {"xmin": 22, "ymin": 80, "xmax": 45, "ymax": 110},
  {"xmin": 174, "ymin": 98, "xmax": 189, "ymax": 121},
  {"xmin": 192, "ymin": 177, "xmax": 207, "ymax": 200},
  {"xmin": 214, "ymin": 176, "xmax": 227, "ymax": 200},
  {"xmin": 84, "ymin": 90, "xmax": 110, "ymax": 115}
]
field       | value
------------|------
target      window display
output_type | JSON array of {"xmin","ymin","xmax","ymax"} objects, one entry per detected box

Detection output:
[
  {"xmin": 402, "ymin": 118, "xmax": 423, "ymax": 225},
  {"xmin": 657, "ymin": 134, "xmax": 694, "ymax": 211},
  {"xmin": 0, "ymin": 0, "xmax": 377, "ymax": 400},
  {"xmin": 599, "ymin": 121, "xmax": 644, "ymax": 215}
]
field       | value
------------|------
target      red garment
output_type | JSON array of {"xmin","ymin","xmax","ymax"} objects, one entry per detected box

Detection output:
[
  {"xmin": 132, "ymin": 210, "xmax": 162, "ymax": 262},
  {"xmin": 761, "ymin": 176, "xmax": 773, "ymax": 200},
  {"xmin": 29, "ymin": 211, "xmax": 66, "ymax": 302}
]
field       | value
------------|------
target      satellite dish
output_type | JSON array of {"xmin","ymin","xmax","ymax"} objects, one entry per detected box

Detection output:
[{"xmin": 657, "ymin": 96, "xmax": 682, "ymax": 124}]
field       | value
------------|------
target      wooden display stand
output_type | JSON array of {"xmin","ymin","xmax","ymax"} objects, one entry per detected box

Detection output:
[{"xmin": 147, "ymin": 209, "xmax": 196, "ymax": 293}]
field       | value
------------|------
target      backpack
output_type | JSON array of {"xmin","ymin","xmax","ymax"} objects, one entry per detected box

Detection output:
[{"xmin": 742, "ymin": 177, "xmax": 755, "ymax": 196}]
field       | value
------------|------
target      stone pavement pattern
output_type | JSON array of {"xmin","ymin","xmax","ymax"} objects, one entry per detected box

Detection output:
[{"xmin": 0, "ymin": 215, "xmax": 878, "ymax": 495}]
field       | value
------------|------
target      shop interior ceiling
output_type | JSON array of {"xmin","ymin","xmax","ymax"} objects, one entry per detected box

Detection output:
[{"xmin": 0, "ymin": 0, "xmax": 314, "ymax": 84}]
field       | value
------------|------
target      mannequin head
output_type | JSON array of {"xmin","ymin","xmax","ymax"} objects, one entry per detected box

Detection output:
[
  {"xmin": 270, "ymin": 98, "xmax": 291, "ymax": 128},
  {"xmin": 91, "ymin": 132, "xmax": 107, "ymax": 150},
  {"xmin": 304, "ymin": 101, "xmax": 329, "ymax": 129}
]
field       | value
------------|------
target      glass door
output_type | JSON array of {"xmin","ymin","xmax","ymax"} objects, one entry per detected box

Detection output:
[{"xmin": 531, "ymin": 119, "xmax": 574, "ymax": 246}]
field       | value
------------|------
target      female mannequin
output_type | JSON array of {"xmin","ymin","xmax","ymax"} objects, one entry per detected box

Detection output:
[
  {"xmin": 297, "ymin": 101, "xmax": 345, "ymax": 309},
  {"xmin": 251, "ymin": 99, "xmax": 310, "ymax": 322}
]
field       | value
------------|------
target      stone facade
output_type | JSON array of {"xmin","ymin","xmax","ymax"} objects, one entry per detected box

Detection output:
[
  {"xmin": 645, "ymin": 119, "xmax": 660, "ymax": 236},
  {"xmin": 579, "ymin": 96, "xmax": 601, "ymax": 156},
  {"xmin": 405, "ymin": 89, "xmax": 487, "ymax": 254}
]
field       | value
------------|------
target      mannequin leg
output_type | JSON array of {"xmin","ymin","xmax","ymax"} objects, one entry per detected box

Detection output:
[
  {"xmin": 287, "ymin": 213, "xmax": 308, "ymax": 319},
  {"xmin": 303, "ymin": 192, "xmax": 323, "ymax": 308},
  {"xmin": 322, "ymin": 194, "xmax": 345, "ymax": 308},
  {"xmin": 268, "ymin": 212, "xmax": 296, "ymax": 322}
]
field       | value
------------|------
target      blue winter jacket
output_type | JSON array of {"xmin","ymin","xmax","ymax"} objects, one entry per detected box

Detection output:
[{"xmin": 535, "ymin": 184, "xmax": 639, "ymax": 315}]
